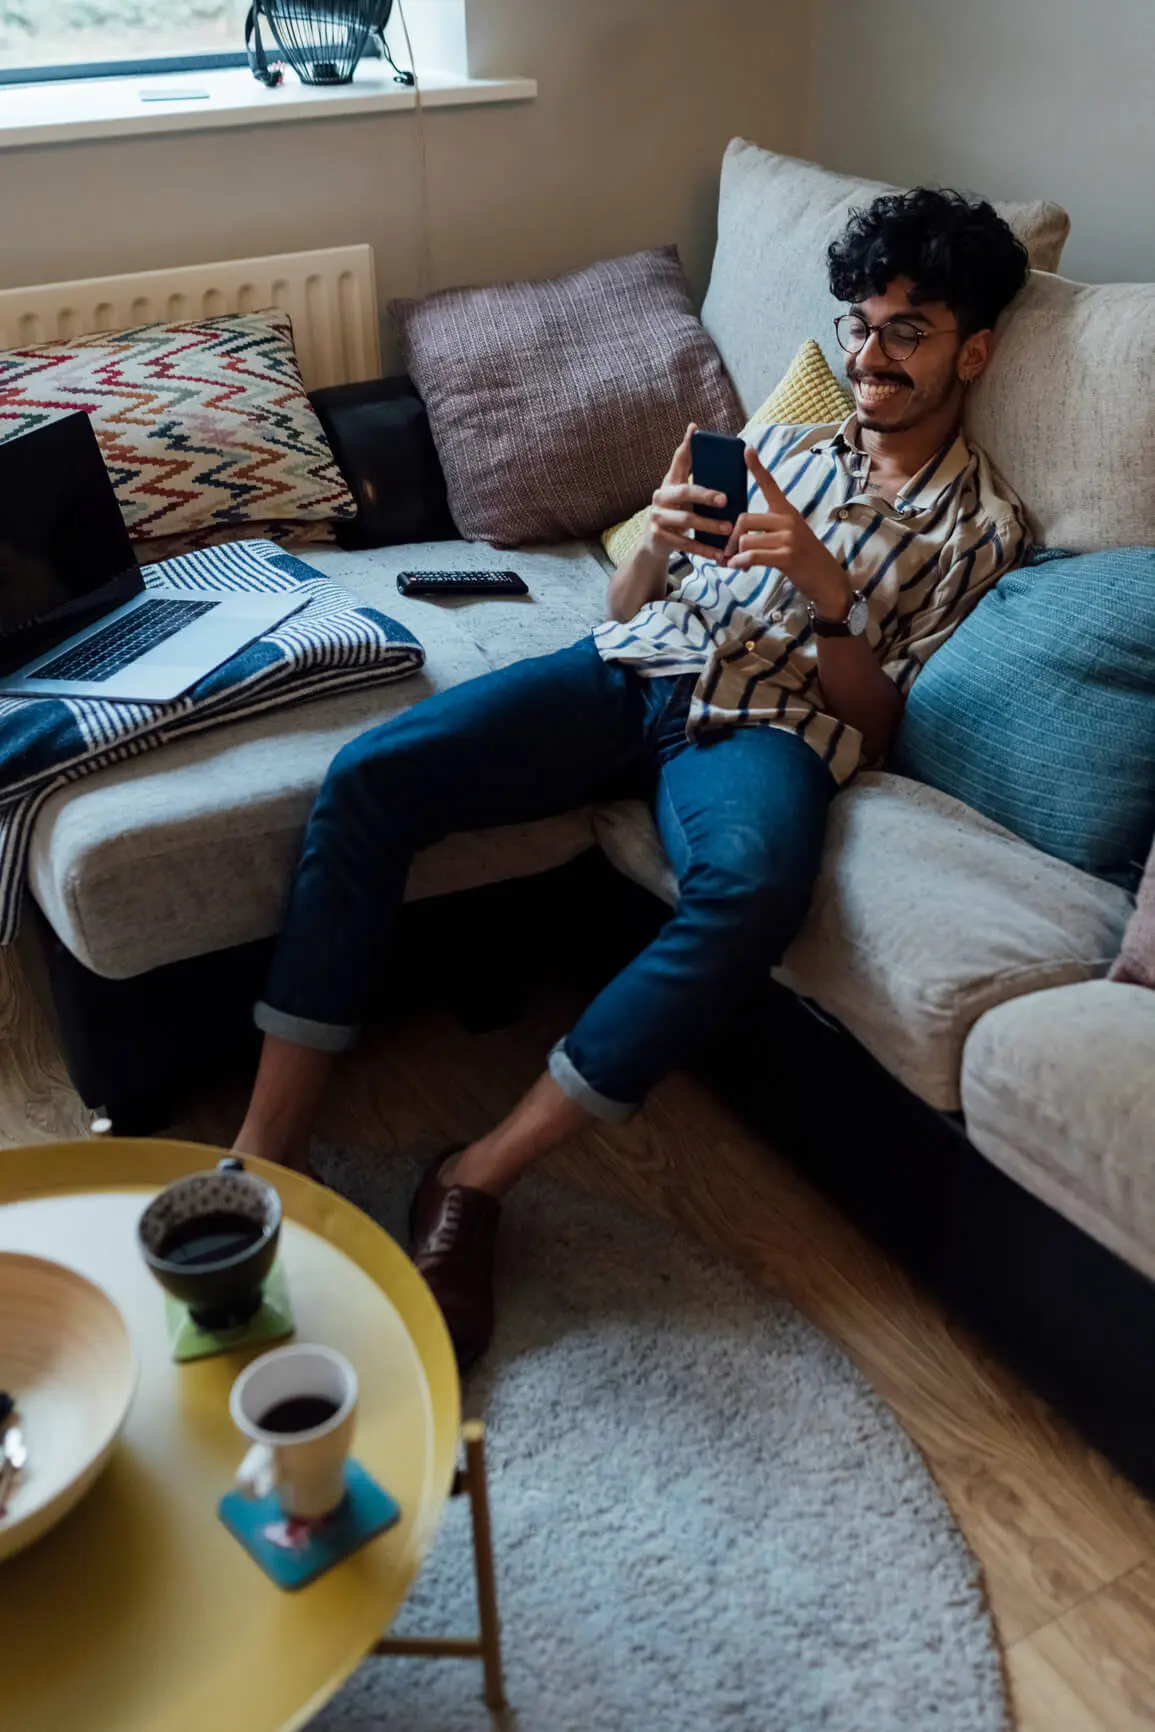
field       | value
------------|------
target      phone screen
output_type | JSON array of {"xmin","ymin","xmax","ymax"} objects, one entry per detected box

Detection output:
[{"xmin": 689, "ymin": 431, "xmax": 749, "ymax": 551}]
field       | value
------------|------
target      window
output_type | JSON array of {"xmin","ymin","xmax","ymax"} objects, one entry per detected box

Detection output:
[{"xmin": 0, "ymin": 0, "xmax": 251, "ymax": 82}]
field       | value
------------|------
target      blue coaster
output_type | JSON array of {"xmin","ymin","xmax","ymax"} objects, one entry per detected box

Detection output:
[{"xmin": 218, "ymin": 1459, "xmax": 401, "ymax": 1590}]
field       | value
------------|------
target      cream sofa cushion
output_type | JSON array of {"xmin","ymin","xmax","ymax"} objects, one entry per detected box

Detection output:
[
  {"xmin": 594, "ymin": 773, "xmax": 1133, "ymax": 1111},
  {"xmin": 699, "ymin": 140, "xmax": 1070, "ymax": 416},
  {"xmin": 28, "ymin": 540, "xmax": 609, "ymax": 979},
  {"xmin": 962, "ymin": 981, "xmax": 1155, "ymax": 1280},
  {"xmin": 967, "ymin": 272, "xmax": 1155, "ymax": 552}
]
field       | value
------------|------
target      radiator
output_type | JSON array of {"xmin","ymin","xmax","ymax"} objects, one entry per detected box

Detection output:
[{"xmin": 0, "ymin": 244, "xmax": 380, "ymax": 391}]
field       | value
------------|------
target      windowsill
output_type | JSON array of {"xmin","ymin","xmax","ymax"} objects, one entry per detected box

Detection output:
[{"xmin": 0, "ymin": 64, "xmax": 537, "ymax": 151}]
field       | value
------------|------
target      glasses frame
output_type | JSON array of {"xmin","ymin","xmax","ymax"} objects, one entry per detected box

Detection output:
[{"xmin": 833, "ymin": 313, "xmax": 959, "ymax": 363}]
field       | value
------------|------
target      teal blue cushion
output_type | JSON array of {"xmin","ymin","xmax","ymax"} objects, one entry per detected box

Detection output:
[{"xmin": 892, "ymin": 547, "xmax": 1155, "ymax": 888}]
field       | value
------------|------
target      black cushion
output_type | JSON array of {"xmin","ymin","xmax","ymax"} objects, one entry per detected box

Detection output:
[{"xmin": 309, "ymin": 375, "xmax": 456, "ymax": 549}]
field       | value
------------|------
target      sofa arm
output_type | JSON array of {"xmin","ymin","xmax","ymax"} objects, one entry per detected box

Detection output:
[
  {"xmin": 309, "ymin": 374, "xmax": 457, "ymax": 549},
  {"xmin": 961, "ymin": 979, "xmax": 1155, "ymax": 1281}
]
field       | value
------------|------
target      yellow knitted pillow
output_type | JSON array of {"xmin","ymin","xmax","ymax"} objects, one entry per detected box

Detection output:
[
  {"xmin": 600, "ymin": 338, "xmax": 853, "ymax": 567},
  {"xmin": 747, "ymin": 336, "xmax": 855, "ymax": 431}
]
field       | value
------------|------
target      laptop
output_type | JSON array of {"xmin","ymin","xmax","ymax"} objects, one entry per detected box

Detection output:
[{"xmin": 0, "ymin": 413, "xmax": 306, "ymax": 702}]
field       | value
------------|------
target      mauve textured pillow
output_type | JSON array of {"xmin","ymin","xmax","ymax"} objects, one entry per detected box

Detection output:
[
  {"xmin": 1111, "ymin": 835, "xmax": 1155, "ymax": 989},
  {"xmin": 391, "ymin": 247, "xmax": 744, "ymax": 547}
]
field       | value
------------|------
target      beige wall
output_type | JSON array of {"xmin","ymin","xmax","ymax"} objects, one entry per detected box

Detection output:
[
  {"xmin": 0, "ymin": 0, "xmax": 810, "ymax": 366},
  {"xmin": 808, "ymin": 0, "xmax": 1155, "ymax": 284}
]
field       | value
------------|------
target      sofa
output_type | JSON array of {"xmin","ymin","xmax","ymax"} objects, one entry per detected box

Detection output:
[{"xmin": 13, "ymin": 145, "xmax": 1155, "ymax": 1493}]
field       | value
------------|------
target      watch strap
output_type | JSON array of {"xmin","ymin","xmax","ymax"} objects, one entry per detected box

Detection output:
[
  {"xmin": 808, "ymin": 590, "xmax": 868, "ymax": 638},
  {"xmin": 809, "ymin": 609, "xmax": 852, "ymax": 638}
]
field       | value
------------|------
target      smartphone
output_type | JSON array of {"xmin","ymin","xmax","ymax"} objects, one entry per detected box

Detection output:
[{"xmin": 690, "ymin": 430, "xmax": 749, "ymax": 551}]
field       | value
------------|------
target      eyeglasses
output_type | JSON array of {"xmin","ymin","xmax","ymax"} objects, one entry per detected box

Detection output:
[{"xmin": 833, "ymin": 313, "xmax": 958, "ymax": 363}]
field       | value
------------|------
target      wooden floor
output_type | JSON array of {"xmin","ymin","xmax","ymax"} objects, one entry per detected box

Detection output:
[{"xmin": 3, "ymin": 945, "xmax": 1155, "ymax": 1728}]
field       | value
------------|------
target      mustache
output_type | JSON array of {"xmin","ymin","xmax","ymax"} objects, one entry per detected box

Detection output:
[{"xmin": 848, "ymin": 366, "xmax": 912, "ymax": 388}]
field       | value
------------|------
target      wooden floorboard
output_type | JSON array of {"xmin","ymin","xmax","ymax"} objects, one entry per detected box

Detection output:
[
  {"xmin": 3, "ymin": 947, "xmax": 1154, "ymax": 1726},
  {"xmin": 1007, "ymin": 1564, "xmax": 1155, "ymax": 1731}
]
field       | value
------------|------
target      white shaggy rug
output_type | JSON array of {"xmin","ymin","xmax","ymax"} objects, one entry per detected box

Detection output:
[{"xmin": 310, "ymin": 1146, "xmax": 1008, "ymax": 1732}]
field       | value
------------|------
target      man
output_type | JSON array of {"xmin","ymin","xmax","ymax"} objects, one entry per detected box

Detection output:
[{"xmin": 236, "ymin": 187, "xmax": 1031, "ymax": 1370}]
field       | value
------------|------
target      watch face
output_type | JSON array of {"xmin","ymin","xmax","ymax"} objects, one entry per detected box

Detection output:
[{"xmin": 847, "ymin": 592, "xmax": 870, "ymax": 636}]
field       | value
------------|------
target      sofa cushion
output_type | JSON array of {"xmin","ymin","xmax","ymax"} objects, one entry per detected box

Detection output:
[
  {"xmin": 594, "ymin": 772, "xmax": 1134, "ymax": 1110},
  {"xmin": 893, "ymin": 547, "xmax": 1155, "ymax": 886},
  {"xmin": 0, "ymin": 310, "xmax": 355, "ymax": 544},
  {"xmin": 962, "ymin": 981, "xmax": 1155, "ymax": 1281},
  {"xmin": 966, "ymin": 272, "xmax": 1155, "ymax": 552},
  {"xmin": 1111, "ymin": 830, "xmax": 1155, "ymax": 989},
  {"xmin": 392, "ymin": 247, "xmax": 743, "ymax": 547},
  {"xmin": 28, "ymin": 540, "xmax": 609, "ymax": 979},
  {"xmin": 699, "ymin": 141, "xmax": 1070, "ymax": 416}
]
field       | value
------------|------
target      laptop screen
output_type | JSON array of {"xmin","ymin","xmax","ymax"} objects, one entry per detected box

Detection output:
[{"xmin": 0, "ymin": 413, "xmax": 139, "ymax": 643}]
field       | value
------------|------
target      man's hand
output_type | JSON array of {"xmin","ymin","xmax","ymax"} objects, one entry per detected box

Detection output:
[
  {"xmin": 724, "ymin": 447, "xmax": 852, "ymax": 617},
  {"xmin": 642, "ymin": 422, "xmax": 733, "ymax": 561}
]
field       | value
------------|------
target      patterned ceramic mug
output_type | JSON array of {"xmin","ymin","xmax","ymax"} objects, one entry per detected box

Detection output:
[{"xmin": 137, "ymin": 1156, "xmax": 281, "ymax": 1330}]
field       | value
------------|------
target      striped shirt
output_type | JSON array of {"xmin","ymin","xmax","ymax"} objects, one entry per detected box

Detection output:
[{"xmin": 594, "ymin": 414, "xmax": 1030, "ymax": 785}]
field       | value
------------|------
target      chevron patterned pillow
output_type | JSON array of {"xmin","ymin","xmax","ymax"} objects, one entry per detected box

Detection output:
[{"xmin": 0, "ymin": 309, "xmax": 356, "ymax": 543}]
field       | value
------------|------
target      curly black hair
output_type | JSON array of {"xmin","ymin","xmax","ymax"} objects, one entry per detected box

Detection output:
[{"xmin": 827, "ymin": 188, "xmax": 1030, "ymax": 336}]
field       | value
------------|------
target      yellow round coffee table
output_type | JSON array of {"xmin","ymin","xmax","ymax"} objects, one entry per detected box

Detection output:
[{"xmin": 0, "ymin": 1139, "xmax": 463, "ymax": 1732}]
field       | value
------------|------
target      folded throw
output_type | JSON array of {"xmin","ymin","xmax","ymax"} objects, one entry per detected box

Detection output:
[{"xmin": 0, "ymin": 539, "xmax": 424, "ymax": 946}]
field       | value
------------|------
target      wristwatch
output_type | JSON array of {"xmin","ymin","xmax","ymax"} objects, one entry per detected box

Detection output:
[{"xmin": 807, "ymin": 589, "xmax": 869, "ymax": 638}]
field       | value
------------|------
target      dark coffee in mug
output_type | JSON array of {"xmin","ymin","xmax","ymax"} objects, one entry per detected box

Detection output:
[
  {"xmin": 258, "ymin": 1395, "xmax": 341, "ymax": 1434},
  {"xmin": 158, "ymin": 1211, "xmax": 265, "ymax": 1267},
  {"xmin": 139, "ymin": 1160, "xmax": 283, "ymax": 1334},
  {"xmin": 233, "ymin": 1345, "xmax": 357, "ymax": 1519}
]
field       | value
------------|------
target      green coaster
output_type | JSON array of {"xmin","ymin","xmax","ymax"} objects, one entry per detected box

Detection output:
[{"xmin": 165, "ymin": 1259, "xmax": 295, "ymax": 1362}]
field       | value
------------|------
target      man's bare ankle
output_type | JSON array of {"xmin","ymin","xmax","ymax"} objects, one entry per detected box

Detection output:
[{"xmin": 440, "ymin": 1143, "xmax": 507, "ymax": 1198}]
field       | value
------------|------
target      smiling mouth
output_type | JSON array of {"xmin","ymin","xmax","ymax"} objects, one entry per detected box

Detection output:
[{"xmin": 852, "ymin": 375, "xmax": 910, "ymax": 405}]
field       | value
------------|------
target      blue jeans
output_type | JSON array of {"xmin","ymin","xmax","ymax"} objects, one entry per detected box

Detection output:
[{"xmin": 256, "ymin": 636, "xmax": 834, "ymax": 1120}]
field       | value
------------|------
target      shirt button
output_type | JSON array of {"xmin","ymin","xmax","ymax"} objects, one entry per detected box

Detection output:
[{"xmin": 744, "ymin": 639, "xmax": 757, "ymax": 653}]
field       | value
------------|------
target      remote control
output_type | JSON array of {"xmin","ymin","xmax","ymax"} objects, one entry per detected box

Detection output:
[{"xmin": 396, "ymin": 570, "xmax": 529, "ymax": 597}]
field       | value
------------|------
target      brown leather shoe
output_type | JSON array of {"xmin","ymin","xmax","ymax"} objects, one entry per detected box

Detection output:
[{"xmin": 408, "ymin": 1150, "xmax": 501, "ymax": 1374}]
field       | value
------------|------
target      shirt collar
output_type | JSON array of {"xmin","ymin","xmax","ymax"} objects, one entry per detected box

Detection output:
[
  {"xmin": 811, "ymin": 413, "xmax": 861, "ymax": 462},
  {"xmin": 819, "ymin": 414, "xmax": 972, "ymax": 516}
]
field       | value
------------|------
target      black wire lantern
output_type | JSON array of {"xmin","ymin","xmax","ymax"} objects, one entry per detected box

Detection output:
[{"xmin": 245, "ymin": 0, "xmax": 413, "ymax": 88}]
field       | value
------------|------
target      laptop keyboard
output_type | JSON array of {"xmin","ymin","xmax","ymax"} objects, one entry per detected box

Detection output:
[{"xmin": 33, "ymin": 597, "xmax": 220, "ymax": 683}]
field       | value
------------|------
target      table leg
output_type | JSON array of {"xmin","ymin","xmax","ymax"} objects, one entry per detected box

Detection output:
[
  {"xmin": 373, "ymin": 1418, "xmax": 507, "ymax": 1711},
  {"xmin": 463, "ymin": 1419, "xmax": 506, "ymax": 1710}
]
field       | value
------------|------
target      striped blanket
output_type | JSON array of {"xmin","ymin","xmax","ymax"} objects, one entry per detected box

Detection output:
[{"xmin": 0, "ymin": 539, "xmax": 424, "ymax": 946}]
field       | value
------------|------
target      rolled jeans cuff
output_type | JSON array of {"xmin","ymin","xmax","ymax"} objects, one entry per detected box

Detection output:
[
  {"xmin": 548, "ymin": 1039, "xmax": 638, "ymax": 1125},
  {"xmin": 253, "ymin": 1000, "xmax": 359, "ymax": 1054}
]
